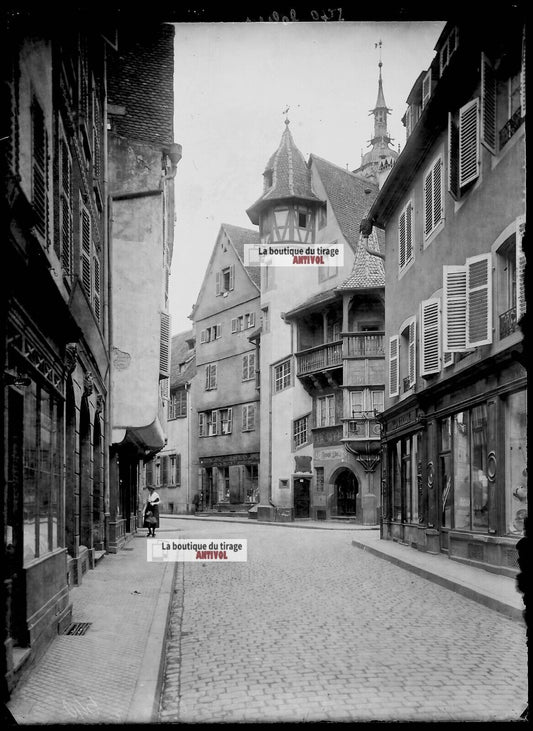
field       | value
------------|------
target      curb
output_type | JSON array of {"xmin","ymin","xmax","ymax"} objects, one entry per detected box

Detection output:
[
  {"xmin": 351, "ymin": 538, "xmax": 524, "ymax": 623},
  {"xmin": 126, "ymin": 544, "xmax": 178, "ymax": 725},
  {"xmin": 163, "ymin": 514, "xmax": 379, "ymax": 531}
]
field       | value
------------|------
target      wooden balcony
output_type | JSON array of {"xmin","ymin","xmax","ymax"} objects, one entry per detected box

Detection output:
[
  {"xmin": 343, "ymin": 332, "xmax": 385, "ymax": 358},
  {"xmin": 296, "ymin": 340, "xmax": 343, "ymax": 376}
]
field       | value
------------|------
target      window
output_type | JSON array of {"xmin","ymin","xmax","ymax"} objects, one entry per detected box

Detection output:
[
  {"xmin": 398, "ymin": 200, "xmax": 414, "ymax": 271},
  {"xmin": 231, "ymin": 316, "xmax": 244, "ymax": 333},
  {"xmin": 168, "ymin": 454, "xmax": 181, "ymax": 486},
  {"xmin": 481, "ymin": 53, "xmax": 497, "ymax": 154},
  {"xmin": 242, "ymin": 352, "xmax": 255, "ymax": 381},
  {"xmin": 448, "ymin": 98, "xmax": 480, "ymax": 198},
  {"xmin": 293, "ymin": 415, "xmax": 309, "ymax": 449},
  {"xmin": 350, "ymin": 389, "xmax": 384, "ymax": 416},
  {"xmin": 439, "ymin": 26, "xmax": 458, "ymax": 75},
  {"xmin": 245, "ymin": 465, "xmax": 259, "ymax": 502},
  {"xmin": 421, "ymin": 68, "xmax": 432, "ymax": 109},
  {"xmin": 261, "ymin": 306, "xmax": 270, "ymax": 333},
  {"xmin": 423, "ymin": 156, "xmax": 444, "ymax": 241},
  {"xmin": 169, "ymin": 389, "xmax": 187, "ymax": 419},
  {"xmin": 443, "ymin": 253, "xmax": 492, "ymax": 351},
  {"xmin": 274, "ymin": 359, "xmax": 291, "ymax": 392},
  {"xmin": 216, "ymin": 265, "xmax": 234, "ymax": 295},
  {"xmin": 199, "ymin": 408, "xmax": 232, "ymax": 436},
  {"xmin": 318, "ymin": 263, "xmax": 339, "ymax": 282},
  {"xmin": 316, "ymin": 394, "xmax": 335, "ymax": 427},
  {"xmin": 242, "ymin": 403, "xmax": 255, "ymax": 431},
  {"xmin": 245, "ymin": 312, "xmax": 255, "ymax": 329},
  {"xmin": 399, "ymin": 319, "xmax": 416, "ymax": 391},
  {"xmin": 200, "ymin": 324, "xmax": 221, "ymax": 343},
  {"xmin": 205, "ymin": 363, "xmax": 217, "ymax": 390},
  {"xmin": 219, "ymin": 408, "xmax": 232, "ymax": 435},
  {"xmin": 496, "ymin": 234, "xmax": 518, "ymax": 339},
  {"xmin": 297, "ymin": 207, "xmax": 311, "ymax": 229},
  {"xmin": 315, "ymin": 467, "xmax": 325, "ymax": 492},
  {"xmin": 389, "ymin": 435, "xmax": 418, "ymax": 524}
]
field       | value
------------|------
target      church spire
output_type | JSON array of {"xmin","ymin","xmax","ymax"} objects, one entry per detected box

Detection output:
[{"xmin": 370, "ymin": 41, "xmax": 392, "ymax": 146}]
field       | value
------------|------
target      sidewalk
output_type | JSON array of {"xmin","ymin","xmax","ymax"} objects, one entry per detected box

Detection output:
[
  {"xmin": 6, "ymin": 516, "xmax": 525, "ymax": 725},
  {"xmin": 7, "ymin": 533, "xmax": 175, "ymax": 726}
]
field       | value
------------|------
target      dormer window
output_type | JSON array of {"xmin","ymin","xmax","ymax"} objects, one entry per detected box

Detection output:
[
  {"xmin": 440, "ymin": 26, "xmax": 458, "ymax": 75},
  {"xmin": 215, "ymin": 264, "xmax": 235, "ymax": 295},
  {"xmin": 264, "ymin": 170, "xmax": 273, "ymax": 188},
  {"xmin": 297, "ymin": 207, "xmax": 311, "ymax": 229}
]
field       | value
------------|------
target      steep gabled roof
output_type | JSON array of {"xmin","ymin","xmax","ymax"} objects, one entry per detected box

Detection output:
[
  {"xmin": 170, "ymin": 329, "xmax": 196, "ymax": 388},
  {"xmin": 247, "ymin": 120, "xmax": 323, "ymax": 224},
  {"xmin": 310, "ymin": 155, "xmax": 379, "ymax": 252},
  {"xmin": 337, "ymin": 230, "xmax": 385, "ymax": 290},
  {"xmin": 221, "ymin": 223, "xmax": 261, "ymax": 289}
]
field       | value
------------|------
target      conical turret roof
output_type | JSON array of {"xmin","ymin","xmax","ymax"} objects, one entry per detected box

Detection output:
[{"xmin": 247, "ymin": 119, "xmax": 323, "ymax": 224}]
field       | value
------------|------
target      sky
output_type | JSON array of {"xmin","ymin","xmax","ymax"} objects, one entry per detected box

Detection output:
[{"xmin": 170, "ymin": 20, "xmax": 446, "ymax": 335}]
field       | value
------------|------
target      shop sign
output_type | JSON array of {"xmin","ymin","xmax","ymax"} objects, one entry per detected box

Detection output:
[{"xmin": 314, "ymin": 448, "xmax": 345, "ymax": 461}]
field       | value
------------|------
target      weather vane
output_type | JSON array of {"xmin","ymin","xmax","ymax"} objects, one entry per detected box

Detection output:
[
  {"xmin": 375, "ymin": 40, "xmax": 383, "ymax": 67},
  {"xmin": 282, "ymin": 105, "xmax": 290, "ymax": 123}
]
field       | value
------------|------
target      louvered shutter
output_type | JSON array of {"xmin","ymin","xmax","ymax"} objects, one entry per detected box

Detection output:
[
  {"xmin": 481, "ymin": 53, "xmax": 497, "ymax": 154},
  {"xmin": 161, "ymin": 455, "xmax": 169, "ymax": 486},
  {"xmin": 443, "ymin": 350, "xmax": 454, "ymax": 368},
  {"xmin": 216, "ymin": 323, "xmax": 221, "ymax": 338},
  {"xmin": 159, "ymin": 312, "xmax": 170, "ymax": 376},
  {"xmin": 242, "ymin": 405, "xmax": 248, "ymax": 431},
  {"xmin": 81, "ymin": 205, "xmax": 92, "ymax": 296},
  {"xmin": 32, "ymin": 99, "xmax": 48, "ymax": 237},
  {"xmin": 459, "ymin": 98, "xmax": 480, "ymax": 188},
  {"xmin": 424, "ymin": 167, "xmax": 433, "ymax": 237},
  {"xmin": 229, "ymin": 264, "xmax": 235, "ymax": 290},
  {"xmin": 211, "ymin": 364, "xmax": 217, "ymax": 389},
  {"xmin": 200, "ymin": 329, "xmax": 206, "ymax": 344},
  {"xmin": 205, "ymin": 366, "xmax": 210, "ymax": 390},
  {"xmin": 242, "ymin": 355, "xmax": 248, "ymax": 380},
  {"xmin": 520, "ymin": 28, "xmax": 526, "ymax": 116},
  {"xmin": 60, "ymin": 138, "xmax": 73, "ymax": 274},
  {"xmin": 399, "ymin": 209, "xmax": 406, "ymax": 269},
  {"xmin": 432, "ymin": 157, "xmax": 443, "ymax": 230},
  {"xmin": 93, "ymin": 255, "xmax": 101, "ymax": 323},
  {"xmin": 215, "ymin": 271, "xmax": 221, "ymax": 295},
  {"xmin": 516, "ymin": 216, "xmax": 526, "ymax": 320},
  {"xmin": 448, "ymin": 112, "xmax": 460, "ymax": 200},
  {"xmin": 406, "ymin": 202, "xmax": 413, "ymax": 263},
  {"xmin": 443, "ymin": 265, "xmax": 467, "ymax": 351},
  {"xmin": 227, "ymin": 408, "xmax": 233, "ymax": 433},
  {"xmin": 389, "ymin": 335, "xmax": 399, "ymax": 398},
  {"xmin": 420, "ymin": 299, "xmax": 441, "ymax": 376},
  {"xmin": 466, "ymin": 253, "xmax": 492, "ymax": 347},
  {"xmin": 146, "ymin": 460, "xmax": 154, "ymax": 487},
  {"xmin": 408, "ymin": 319, "xmax": 416, "ymax": 387},
  {"xmin": 422, "ymin": 69, "xmax": 432, "ymax": 108},
  {"xmin": 199, "ymin": 413, "xmax": 206, "ymax": 437},
  {"xmin": 176, "ymin": 454, "xmax": 181, "ymax": 486}
]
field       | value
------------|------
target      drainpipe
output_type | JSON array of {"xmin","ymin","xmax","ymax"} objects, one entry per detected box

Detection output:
[{"xmin": 360, "ymin": 218, "xmax": 385, "ymax": 260}]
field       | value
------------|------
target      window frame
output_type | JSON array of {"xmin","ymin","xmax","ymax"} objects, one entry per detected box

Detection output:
[
  {"xmin": 293, "ymin": 414, "xmax": 310, "ymax": 450},
  {"xmin": 273, "ymin": 358, "xmax": 292, "ymax": 393}
]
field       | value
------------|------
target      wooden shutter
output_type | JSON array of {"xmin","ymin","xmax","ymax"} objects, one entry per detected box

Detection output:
[
  {"xmin": 406, "ymin": 202, "xmax": 413, "ymax": 263},
  {"xmin": 420, "ymin": 299, "xmax": 441, "ymax": 375},
  {"xmin": 32, "ymin": 98, "xmax": 48, "ymax": 237},
  {"xmin": 81, "ymin": 204, "xmax": 92, "ymax": 296},
  {"xmin": 481, "ymin": 53, "xmax": 497, "ymax": 154},
  {"xmin": 520, "ymin": 28, "xmax": 526, "ymax": 116},
  {"xmin": 408, "ymin": 319, "xmax": 416, "ymax": 388},
  {"xmin": 145, "ymin": 460, "xmax": 154, "ymax": 486},
  {"xmin": 459, "ymin": 98, "xmax": 480, "ymax": 188},
  {"xmin": 398, "ymin": 208, "xmax": 407, "ymax": 269},
  {"xmin": 448, "ymin": 112, "xmax": 460, "ymax": 200},
  {"xmin": 229, "ymin": 264, "xmax": 235, "ymax": 290},
  {"xmin": 200, "ymin": 329, "xmax": 206, "ymax": 344},
  {"xmin": 60, "ymin": 137, "xmax": 72, "ymax": 273},
  {"xmin": 389, "ymin": 335, "xmax": 399, "ymax": 398},
  {"xmin": 231, "ymin": 318, "xmax": 238, "ymax": 333},
  {"xmin": 466, "ymin": 253, "xmax": 492, "ymax": 347},
  {"xmin": 227, "ymin": 407, "xmax": 233, "ymax": 433},
  {"xmin": 199, "ymin": 412, "xmax": 206, "ymax": 437},
  {"xmin": 423, "ymin": 159, "xmax": 443, "ymax": 239},
  {"xmin": 93, "ymin": 255, "xmax": 101, "ymax": 323},
  {"xmin": 242, "ymin": 405, "xmax": 248, "ymax": 431},
  {"xmin": 211, "ymin": 364, "xmax": 217, "ymax": 389},
  {"xmin": 159, "ymin": 312, "xmax": 170, "ymax": 376},
  {"xmin": 215, "ymin": 271, "xmax": 221, "ymax": 295},
  {"xmin": 161, "ymin": 455, "xmax": 169, "ymax": 486},
  {"xmin": 443, "ymin": 265, "xmax": 467, "ymax": 351},
  {"xmin": 516, "ymin": 216, "xmax": 526, "ymax": 320},
  {"xmin": 176, "ymin": 454, "xmax": 181, "ymax": 486},
  {"xmin": 443, "ymin": 350, "xmax": 454, "ymax": 368},
  {"xmin": 205, "ymin": 366, "xmax": 210, "ymax": 390},
  {"xmin": 432, "ymin": 157, "xmax": 443, "ymax": 230},
  {"xmin": 216, "ymin": 323, "xmax": 221, "ymax": 338},
  {"xmin": 422, "ymin": 69, "xmax": 432, "ymax": 108},
  {"xmin": 424, "ymin": 167, "xmax": 433, "ymax": 238},
  {"xmin": 248, "ymin": 312, "xmax": 255, "ymax": 328}
]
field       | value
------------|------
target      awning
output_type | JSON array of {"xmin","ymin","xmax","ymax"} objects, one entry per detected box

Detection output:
[{"xmin": 112, "ymin": 417, "xmax": 166, "ymax": 456}]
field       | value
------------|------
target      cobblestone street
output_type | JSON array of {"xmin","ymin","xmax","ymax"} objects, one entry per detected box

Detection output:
[{"xmin": 158, "ymin": 519, "xmax": 527, "ymax": 724}]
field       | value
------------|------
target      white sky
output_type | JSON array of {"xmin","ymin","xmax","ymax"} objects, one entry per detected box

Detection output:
[{"xmin": 170, "ymin": 20, "xmax": 446, "ymax": 335}]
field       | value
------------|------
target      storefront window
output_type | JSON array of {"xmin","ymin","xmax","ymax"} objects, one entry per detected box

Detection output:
[
  {"xmin": 440, "ymin": 417, "xmax": 453, "ymax": 528},
  {"xmin": 392, "ymin": 442, "xmax": 402, "ymax": 520},
  {"xmin": 471, "ymin": 404, "xmax": 488, "ymax": 531},
  {"xmin": 23, "ymin": 382, "xmax": 38, "ymax": 562},
  {"xmin": 506, "ymin": 390, "xmax": 527, "ymax": 535},
  {"xmin": 453, "ymin": 411, "xmax": 471, "ymax": 530}
]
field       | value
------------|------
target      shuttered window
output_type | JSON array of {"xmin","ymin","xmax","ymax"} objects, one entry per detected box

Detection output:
[
  {"xmin": 398, "ymin": 200, "xmax": 414, "ymax": 271},
  {"xmin": 389, "ymin": 336, "xmax": 399, "ymax": 398},
  {"xmin": 242, "ymin": 352, "xmax": 255, "ymax": 381},
  {"xmin": 205, "ymin": 364, "xmax": 217, "ymax": 390},
  {"xmin": 459, "ymin": 98, "xmax": 480, "ymax": 189},
  {"xmin": 159, "ymin": 312, "xmax": 171, "ymax": 376},
  {"xmin": 408, "ymin": 319, "xmax": 416, "ymax": 388},
  {"xmin": 80, "ymin": 202, "xmax": 92, "ymax": 297},
  {"xmin": 424, "ymin": 156, "xmax": 443, "ymax": 240},
  {"xmin": 32, "ymin": 98, "xmax": 48, "ymax": 238},
  {"xmin": 448, "ymin": 112, "xmax": 460, "ymax": 200},
  {"xmin": 60, "ymin": 136, "xmax": 73, "ymax": 274},
  {"xmin": 161, "ymin": 455, "xmax": 169, "ymax": 486},
  {"xmin": 93, "ymin": 255, "xmax": 101, "ymax": 323},
  {"xmin": 481, "ymin": 53, "xmax": 497, "ymax": 154},
  {"xmin": 420, "ymin": 298, "xmax": 441, "ymax": 376},
  {"xmin": 242, "ymin": 404, "xmax": 255, "ymax": 431},
  {"xmin": 215, "ymin": 271, "xmax": 221, "ymax": 295},
  {"xmin": 421, "ymin": 69, "xmax": 432, "ymax": 109},
  {"xmin": 443, "ymin": 254, "xmax": 492, "ymax": 350},
  {"xmin": 516, "ymin": 216, "xmax": 526, "ymax": 320},
  {"xmin": 145, "ymin": 460, "xmax": 154, "ymax": 486},
  {"xmin": 199, "ymin": 413, "xmax": 206, "ymax": 437}
]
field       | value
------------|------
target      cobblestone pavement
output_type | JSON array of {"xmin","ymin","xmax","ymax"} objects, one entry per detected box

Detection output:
[{"xmin": 158, "ymin": 520, "xmax": 527, "ymax": 724}]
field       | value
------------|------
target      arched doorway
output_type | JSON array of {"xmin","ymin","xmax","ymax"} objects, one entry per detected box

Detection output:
[
  {"xmin": 335, "ymin": 468, "xmax": 358, "ymax": 516},
  {"xmin": 79, "ymin": 398, "xmax": 92, "ymax": 549}
]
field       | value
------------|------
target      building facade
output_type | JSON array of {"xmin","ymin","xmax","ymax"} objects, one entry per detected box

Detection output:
[
  {"xmin": 366, "ymin": 18, "xmax": 526, "ymax": 575},
  {"xmin": 190, "ymin": 224, "xmax": 261, "ymax": 513},
  {"xmin": 246, "ymin": 113, "xmax": 387, "ymax": 522}
]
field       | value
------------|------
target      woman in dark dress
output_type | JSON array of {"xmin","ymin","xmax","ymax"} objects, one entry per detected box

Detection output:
[{"xmin": 143, "ymin": 486, "xmax": 160, "ymax": 537}]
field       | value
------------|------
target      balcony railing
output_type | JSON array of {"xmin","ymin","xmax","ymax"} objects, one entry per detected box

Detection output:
[
  {"xmin": 343, "ymin": 332, "xmax": 385, "ymax": 357},
  {"xmin": 499, "ymin": 107, "xmax": 523, "ymax": 150},
  {"xmin": 296, "ymin": 340, "xmax": 342, "ymax": 375},
  {"xmin": 499, "ymin": 306, "xmax": 518, "ymax": 339}
]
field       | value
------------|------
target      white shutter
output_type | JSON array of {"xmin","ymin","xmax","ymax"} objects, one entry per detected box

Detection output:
[
  {"xmin": 231, "ymin": 318, "xmax": 238, "ymax": 333},
  {"xmin": 466, "ymin": 253, "xmax": 492, "ymax": 347},
  {"xmin": 408, "ymin": 319, "xmax": 416, "ymax": 387},
  {"xmin": 242, "ymin": 405, "xmax": 248, "ymax": 431},
  {"xmin": 459, "ymin": 98, "xmax": 480, "ymax": 189},
  {"xmin": 205, "ymin": 366, "xmax": 210, "ymax": 390},
  {"xmin": 200, "ymin": 329, "xmax": 206, "ymax": 344},
  {"xmin": 443, "ymin": 265, "xmax": 468, "ymax": 351},
  {"xmin": 420, "ymin": 299, "xmax": 441, "ymax": 375},
  {"xmin": 424, "ymin": 159, "xmax": 443, "ymax": 239},
  {"xmin": 433, "ymin": 157, "xmax": 443, "ymax": 229},
  {"xmin": 443, "ymin": 350, "xmax": 454, "ymax": 368},
  {"xmin": 199, "ymin": 413, "xmax": 206, "ymax": 437},
  {"xmin": 216, "ymin": 323, "xmax": 221, "ymax": 338},
  {"xmin": 229, "ymin": 264, "xmax": 235, "ymax": 290},
  {"xmin": 242, "ymin": 355, "xmax": 248, "ymax": 380},
  {"xmin": 406, "ymin": 202, "xmax": 413, "ymax": 263},
  {"xmin": 211, "ymin": 364, "xmax": 217, "ymax": 389},
  {"xmin": 481, "ymin": 53, "xmax": 497, "ymax": 154},
  {"xmin": 516, "ymin": 215, "xmax": 526, "ymax": 320},
  {"xmin": 389, "ymin": 335, "xmax": 399, "ymax": 398},
  {"xmin": 448, "ymin": 112, "xmax": 460, "ymax": 200},
  {"xmin": 422, "ymin": 69, "xmax": 432, "ymax": 108},
  {"xmin": 398, "ymin": 209, "xmax": 406, "ymax": 269},
  {"xmin": 215, "ymin": 271, "xmax": 221, "ymax": 295},
  {"xmin": 227, "ymin": 407, "xmax": 233, "ymax": 433},
  {"xmin": 159, "ymin": 312, "xmax": 171, "ymax": 376},
  {"xmin": 248, "ymin": 312, "xmax": 255, "ymax": 328},
  {"xmin": 423, "ymin": 168, "xmax": 433, "ymax": 238}
]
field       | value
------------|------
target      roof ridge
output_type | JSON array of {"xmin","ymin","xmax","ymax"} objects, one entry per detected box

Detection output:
[{"xmin": 311, "ymin": 153, "xmax": 378, "ymax": 185}]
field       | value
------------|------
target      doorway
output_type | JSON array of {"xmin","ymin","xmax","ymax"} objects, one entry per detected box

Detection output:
[
  {"xmin": 336, "ymin": 469, "xmax": 358, "ymax": 516},
  {"xmin": 294, "ymin": 478, "xmax": 310, "ymax": 518}
]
